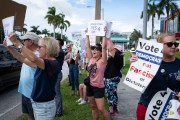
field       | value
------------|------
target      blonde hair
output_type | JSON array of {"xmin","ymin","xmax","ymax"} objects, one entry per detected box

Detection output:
[
  {"xmin": 40, "ymin": 37, "xmax": 59, "ymax": 58},
  {"xmin": 156, "ymin": 33, "xmax": 175, "ymax": 43}
]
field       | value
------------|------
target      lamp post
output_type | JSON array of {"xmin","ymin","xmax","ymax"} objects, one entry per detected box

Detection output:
[
  {"xmin": 143, "ymin": 0, "xmax": 148, "ymax": 39},
  {"xmin": 95, "ymin": 0, "xmax": 101, "ymax": 43}
]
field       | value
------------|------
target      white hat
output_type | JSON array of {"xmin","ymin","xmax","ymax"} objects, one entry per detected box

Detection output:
[
  {"xmin": 114, "ymin": 45, "xmax": 122, "ymax": 52},
  {"xmin": 19, "ymin": 32, "xmax": 39, "ymax": 45},
  {"xmin": 129, "ymin": 47, "xmax": 136, "ymax": 52}
]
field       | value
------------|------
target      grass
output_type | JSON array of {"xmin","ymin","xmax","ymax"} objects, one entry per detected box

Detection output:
[{"xmin": 19, "ymin": 69, "xmax": 108, "ymax": 120}]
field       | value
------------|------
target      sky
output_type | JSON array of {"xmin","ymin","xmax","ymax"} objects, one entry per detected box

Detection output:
[{"xmin": 12, "ymin": 0, "xmax": 180, "ymax": 40}]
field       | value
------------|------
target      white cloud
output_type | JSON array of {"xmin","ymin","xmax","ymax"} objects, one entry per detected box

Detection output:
[{"xmin": 75, "ymin": 0, "xmax": 89, "ymax": 5}]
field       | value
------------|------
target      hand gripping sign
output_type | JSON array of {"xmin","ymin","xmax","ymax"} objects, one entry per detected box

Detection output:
[
  {"xmin": 123, "ymin": 39, "xmax": 163, "ymax": 92},
  {"xmin": 2, "ymin": 16, "xmax": 14, "ymax": 46},
  {"xmin": 145, "ymin": 90, "xmax": 176, "ymax": 120}
]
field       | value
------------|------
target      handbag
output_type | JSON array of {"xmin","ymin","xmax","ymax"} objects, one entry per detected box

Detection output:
[{"xmin": 84, "ymin": 76, "xmax": 90, "ymax": 86}]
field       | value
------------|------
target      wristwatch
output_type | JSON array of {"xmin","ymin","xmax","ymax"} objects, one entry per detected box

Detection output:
[{"xmin": 18, "ymin": 44, "xmax": 24, "ymax": 52}]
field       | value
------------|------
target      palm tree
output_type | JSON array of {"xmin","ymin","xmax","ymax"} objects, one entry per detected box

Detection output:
[
  {"xmin": 45, "ymin": 7, "xmax": 62, "ymax": 38},
  {"xmin": 58, "ymin": 13, "xmax": 70, "ymax": 39},
  {"xmin": 141, "ymin": 2, "xmax": 164, "ymax": 38},
  {"xmin": 129, "ymin": 29, "xmax": 142, "ymax": 47},
  {"xmin": 158, "ymin": 0, "xmax": 178, "ymax": 33},
  {"xmin": 30, "ymin": 26, "xmax": 41, "ymax": 35},
  {"xmin": 41, "ymin": 29, "xmax": 50, "ymax": 37}
]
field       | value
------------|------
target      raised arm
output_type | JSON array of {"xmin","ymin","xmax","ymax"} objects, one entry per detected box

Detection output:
[
  {"xmin": 9, "ymin": 33, "xmax": 44, "ymax": 69},
  {"xmin": 3, "ymin": 40, "xmax": 36, "ymax": 68},
  {"xmin": 101, "ymin": 36, "xmax": 107, "ymax": 64},
  {"xmin": 106, "ymin": 38, "xmax": 116, "ymax": 58},
  {"xmin": 85, "ymin": 29, "xmax": 93, "ymax": 59}
]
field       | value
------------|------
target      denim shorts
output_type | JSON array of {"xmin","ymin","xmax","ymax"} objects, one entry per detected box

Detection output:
[
  {"xmin": 31, "ymin": 99, "xmax": 56, "ymax": 120},
  {"xmin": 22, "ymin": 95, "xmax": 34, "ymax": 120}
]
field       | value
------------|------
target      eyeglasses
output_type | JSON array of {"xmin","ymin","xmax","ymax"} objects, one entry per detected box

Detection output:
[
  {"xmin": 38, "ymin": 45, "xmax": 45, "ymax": 49},
  {"xmin": 22, "ymin": 39, "xmax": 30, "ymax": 42},
  {"xmin": 164, "ymin": 42, "xmax": 179, "ymax": 48}
]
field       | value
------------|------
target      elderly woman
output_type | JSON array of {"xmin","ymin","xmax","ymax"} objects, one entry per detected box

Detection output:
[
  {"xmin": 85, "ymin": 29, "xmax": 110, "ymax": 120},
  {"xmin": 4, "ymin": 33, "xmax": 60, "ymax": 120}
]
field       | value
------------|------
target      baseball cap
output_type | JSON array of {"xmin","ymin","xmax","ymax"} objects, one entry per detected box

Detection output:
[
  {"xmin": 114, "ymin": 45, "xmax": 122, "ymax": 52},
  {"xmin": 91, "ymin": 43, "xmax": 102, "ymax": 52},
  {"xmin": 19, "ymin": 32, "xmax": 39, "ymax": 45}
]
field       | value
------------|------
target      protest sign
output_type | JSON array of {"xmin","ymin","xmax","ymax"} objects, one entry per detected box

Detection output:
[
  {"xmin": 2, "ymin": 16, "xmax": 14, "ymax": 46},
  {"xmin": 87, "ymin": 20, "xmax": 106, "ymax": 36},
  {"xmin": 71, "ymin": 32, "xmax": 82, "ymax": 59},
  {"xmin": 89, "ymin": 35, "xmax": 96, "ymax": 46},
  {"xmin": 106, "ymin": 22, "xmax": 112, "ymax": 38},
  {"xmin": 145, "ymin": 91, "xmax": 175, "ymax": 120},
  {"xmin": 123, "ymin": 38, "xmax": 163, "ymax": 92}
]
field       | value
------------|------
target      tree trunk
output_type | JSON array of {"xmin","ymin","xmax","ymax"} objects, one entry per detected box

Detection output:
[
  {"xmin": 61, "ymin": 29, "xmax": 63, "ymax": 39},
  {"xmin": 53, "ymin": 25, "xmax": 56, "ymax": 38}
]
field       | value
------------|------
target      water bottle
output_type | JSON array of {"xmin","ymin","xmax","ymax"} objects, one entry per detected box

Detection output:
[{"xmin": 166, "ymin": 95, "xmax": 180, "ymax": 120}]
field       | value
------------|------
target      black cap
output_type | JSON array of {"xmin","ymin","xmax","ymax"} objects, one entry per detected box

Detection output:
[{"xmin": 91, "ymin": 43, "xmax": 102, "ymax": 52}]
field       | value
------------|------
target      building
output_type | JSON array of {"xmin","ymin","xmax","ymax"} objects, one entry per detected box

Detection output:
[
  {"xmin": 0, "ymin": 0, "xmax": 26, "ymax": 32},
  {"xmin": 161, "ymin": 9, "xmax": 180, "ymax": 39}
]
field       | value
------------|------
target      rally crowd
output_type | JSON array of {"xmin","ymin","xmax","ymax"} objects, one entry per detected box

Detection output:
[{"xmin": 2, "ymin": 30, "xmax": 180, "ymax": 120}]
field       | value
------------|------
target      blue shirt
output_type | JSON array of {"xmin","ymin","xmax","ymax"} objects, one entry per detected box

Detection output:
[
  {"xmin": 139, "ymin": 58, "xmax": 180, "ymax": 107},
  {"xmin": 31, "ymin": 59, "xmax": 60, "ymax": 102},
  {"xmin": 18, "ymin": 51, "xmax": 39, "ymax": 98}
]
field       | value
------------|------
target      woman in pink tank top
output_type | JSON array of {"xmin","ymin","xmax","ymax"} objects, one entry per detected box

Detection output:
[{"xmin": 85, "ymin": 29, "xmax": 111, "ymax": 120}]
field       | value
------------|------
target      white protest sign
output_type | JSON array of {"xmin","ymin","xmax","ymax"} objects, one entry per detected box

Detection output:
[
  {"xmin": 145, "ymin": 91, "xmax": 175, "ymax": 120},
  {"xmin": 89, "ymin": 35, "xmax": 96, "ymax": 46},
  {"xmin": 106, "ymin": 22, "xmax": 112, "ymax": 38},
  {"xmin": 87, "ymin": 20, "xmax": 106, "ymax": 36},
  {"xmin": 71, "ymin": 32, "xmax": 82, "ymax": 59},
  {"xmin": 2, "ymin": 16, "xmax": 14, "ymax": 46},
  {"xmin": 123, "ymin": 38, "xmax": 163, "ymax": 92}
]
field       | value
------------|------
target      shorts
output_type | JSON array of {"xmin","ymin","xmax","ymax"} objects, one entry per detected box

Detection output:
[
  {"xmin": 22, "ymin": 95, "xmax": 35, "ymax": 120},
  {"xmin": 86, "ymin": 85, "xmax": 105, "ymax": 98}
]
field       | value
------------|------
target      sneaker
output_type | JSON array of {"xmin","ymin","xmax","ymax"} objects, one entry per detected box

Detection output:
[
  {"xmin": 76, "ymin": 98, "xmax": 82, "ymax": 103},
  {"xmin": 111, "ymin": 109, "xmax": 119, "ymax": 116},
  {"xmin": 78, "ymin": 100, "xmax": 86, "ymax": 105},
  {"xmin": 108, "ymin": 107, "xmax": 114, "ymax": 114}
]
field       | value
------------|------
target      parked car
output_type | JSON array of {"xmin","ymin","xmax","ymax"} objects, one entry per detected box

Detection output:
[{"xmin": 0, "ymin": 44, "xmax": 21, "ymax": 91}]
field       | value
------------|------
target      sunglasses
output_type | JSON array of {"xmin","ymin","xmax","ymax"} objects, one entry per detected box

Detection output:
[{"xmin": 164, "ymin": 42, "xmax": 179, "ymax": 48}]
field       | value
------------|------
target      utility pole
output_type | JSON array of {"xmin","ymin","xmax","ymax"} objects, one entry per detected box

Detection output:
[
  {"xmin": 95, "ymin": 0, "xmax": 101, "ymax": 43},
  {"xmin": 143, "ymin": 0, "xmax": 148, "ymax": 39}
]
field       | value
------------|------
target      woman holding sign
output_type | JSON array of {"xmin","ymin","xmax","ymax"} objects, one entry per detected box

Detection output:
[
  {"xmin": 104, "ymin": 38, "xmax": 124, "ymax": 116},
  {"xmin": 85, "ymin": 28, "xmax": 111, "ymax": 120},
  {"xmin": 4, "ymin": 33, "xmax": 60, "ymax": 120},
  {"xmin": 131, "ymin": 34, "xmax": 180, "ymax": 120}
]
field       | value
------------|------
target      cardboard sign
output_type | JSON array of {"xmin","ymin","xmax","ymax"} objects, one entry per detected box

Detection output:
[
  {"xmin": 106, "ymin": 22, "xmax": 112, "ymax": 38},
  {"xmin": 71, "ymin": 32, "xmax": 82, "ymax": 59},
  {"xmin": 2, "ymin": 16, "xmax": 14, "ymax": 46},
  {"xmin": 145, "ymin": 91, "xmax": 175, "ymax": 120},
  {"xmin": 87, "ymin": 20, "xmax": 106, "ymax": 36},
  {"xmin": 89, "ymin": 35, "xmax": 96, "ymax": 46},
  {"xmin": 123, "ymin": 38, "xmax": 163, "ymax": 92}
]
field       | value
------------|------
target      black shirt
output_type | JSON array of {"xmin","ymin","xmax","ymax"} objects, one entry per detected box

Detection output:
[
  {"xmin": 104, "ymin": 52, "xmax": 123, "ymax": 79},
  {"xmin": 56, "ymin": 49, "xmax": 65, "ymax": 70}
]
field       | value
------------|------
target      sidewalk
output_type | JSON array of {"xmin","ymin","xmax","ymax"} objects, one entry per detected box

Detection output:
[{"xmin": 113, "ymin": 75, "xmax": 141, "ymax": 120}]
